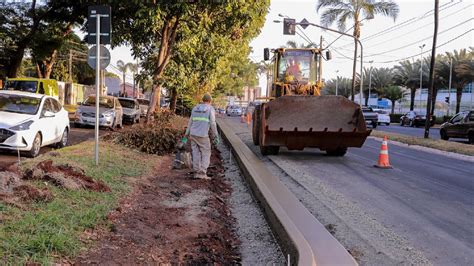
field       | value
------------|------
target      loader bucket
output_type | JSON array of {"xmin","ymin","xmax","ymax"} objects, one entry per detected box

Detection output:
[{"xmin": 260, "ymin": 95, "xmax": 371, "ymax": 151}]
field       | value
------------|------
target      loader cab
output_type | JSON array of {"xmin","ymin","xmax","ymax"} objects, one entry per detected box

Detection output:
[{"xmin": 275, "ymin": 49, "xmax": 318, "ymax": 84}]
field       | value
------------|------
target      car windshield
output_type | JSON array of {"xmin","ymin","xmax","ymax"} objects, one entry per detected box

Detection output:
[
  {"xmin": 3, "ymin": 80, "xmax": 38, "ymax": 93},
  {"xmin": 119, "ymin": 99, "xmax": 136, "ymax": 109},
  {"xmin": 137, "ymin": 99, "xmax": 150, "ymax": 105},
  {"xmin": 0, "ymin": 94, "xmax": 41, "ymax": 115},
  {"xmin": 83, "ymin": 96, "xmax": 114, "ymax": 108}
]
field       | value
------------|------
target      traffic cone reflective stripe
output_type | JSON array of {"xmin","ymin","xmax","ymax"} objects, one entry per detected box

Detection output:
[{"xmin": 374, "ymin": 136, "xmax": 392, "ymax": 169}]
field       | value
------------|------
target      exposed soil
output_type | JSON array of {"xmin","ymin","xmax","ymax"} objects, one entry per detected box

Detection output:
[
  {"xmin": 74, "ymin": 148, "xmax": 241, "ymax": 264},
  {"xmin": 0, "ymin": 160, "xmax": 110, "ymax": 208},
  {"xmin": 24, "ymin": 160, "xmax": 110, "ymax": 192}
]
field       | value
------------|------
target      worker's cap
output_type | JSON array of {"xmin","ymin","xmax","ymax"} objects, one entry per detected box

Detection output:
[{"xmin": 202, "ymin": 93, "xmax": 212, "ymax": 102}]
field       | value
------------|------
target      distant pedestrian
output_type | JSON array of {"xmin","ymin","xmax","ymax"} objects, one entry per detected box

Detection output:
[{"xmin": 183, "ymin": 93, "xmax": 220, "ymax": 179}]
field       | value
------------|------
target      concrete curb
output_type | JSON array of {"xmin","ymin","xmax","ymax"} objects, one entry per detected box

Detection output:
[{"xmin": 217, "ymin": 118, "xmax": 357, "ymax": 266}]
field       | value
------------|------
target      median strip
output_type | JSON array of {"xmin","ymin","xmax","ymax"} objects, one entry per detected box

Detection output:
[{"xmin": 372, "ymin": 130, "xmax": 474, "ymax": 157}]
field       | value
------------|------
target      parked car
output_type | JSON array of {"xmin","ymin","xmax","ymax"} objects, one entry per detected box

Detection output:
[
  {"xmin": 400, "ymin": 111, "xmax": 435, "ymax": 127},
  {"xmin": 362, "ymin": 106, "xmax": 378, "ymax": 128},
  {"xmin": 118, "ymin": 97, "xmax": 141, "ymax": 124},
  {"xmin": 3, "ymin": 77, "xmax": 59, "ymax": 98},
  {"xmin": 0, "ymin": 91, "xmax": 70, "ymax": 157},
  {"xmin": 373, "ymin": 109, "xmax": 391, "ymax": 126},
  {"xmin": 226, "ymin": 105, "xmax": 243, "ymax": 116},
  {"xmin": 137, "ymin": 98, "xmax": 150, "ymax": 117},
  {"xmin": 74, "ymin": 95, "xmax": 123, "ymax": 129},
  {"xmin": 440, "ymin": 110, "xmax": 474, "ymax": 144}
]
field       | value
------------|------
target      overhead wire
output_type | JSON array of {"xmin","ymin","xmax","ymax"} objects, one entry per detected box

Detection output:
[
  {"xmin": 364, "ymin": 18, "xmax": 473, "ymax": 58},
  {"xmin": 365, "ymin": 29, "xmax": 474, "ymax": 64}
]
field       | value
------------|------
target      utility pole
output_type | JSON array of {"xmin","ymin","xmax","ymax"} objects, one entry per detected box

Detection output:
[
  {"xmin": 318, "ymin": 36, "xmax": 323, "ymax": 82},
  {"xmin": 419, "ymin": 44, "xmax": 425, "ymax": 112},
  {"xmin": 368, "ymin": 60, "xmax": 373, "ymax": 106},
  {"xmin": 447, "ymin": 56, "xmax": 452, "ymax": 116},
  {"xmin": 425, "ymin": 0, "xmax": 439, "ymax": 139},
  {"xmin": 68, "ymin": 49, "xmax": 73, "ymax": 82}
]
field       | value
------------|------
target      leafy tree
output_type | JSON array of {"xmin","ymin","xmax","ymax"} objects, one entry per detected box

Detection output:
[
  {"xmin": 316, "ymin": 0, "xmax": 399, "ymax": 101},
  {"xmin": 0, "ymin": 1, "xmax": 87, "ymax": 78},
  {"xmin": 112, "ymin": 1, "xmax": 269, "ymax": 120},
  {"xmin": 446, "ymin": 49, "xmax": 473, "ymax": 113},
  {"xmin": 358, "ymin": 67, "xmax": 393, "ymax": 105},
  {"xmin": 381, "ymin": 85, "xmax": 404, "ymax": 114}
]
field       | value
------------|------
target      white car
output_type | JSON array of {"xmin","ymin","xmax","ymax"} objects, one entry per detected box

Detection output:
[
  {"xmin": 0, "ymin": 91, "xmax": 70, "ymax": 157},
  {"xmin": 373, "ymin": 109, "xmax": 391, "ymax": 126}
]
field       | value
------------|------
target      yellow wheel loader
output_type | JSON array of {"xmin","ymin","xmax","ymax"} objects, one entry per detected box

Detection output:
[{"xmin": 252, "ymin": 48, "xmax": 371, "ymax": 156}]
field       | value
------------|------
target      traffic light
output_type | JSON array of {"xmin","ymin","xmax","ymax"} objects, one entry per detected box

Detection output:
[
  {"xmin": 445, "ymin": 97, "xmax": 450, "ymax": 104},
  {"xmin": 283, "ymin": 18, "xmax": 296, "ymax": 35}
]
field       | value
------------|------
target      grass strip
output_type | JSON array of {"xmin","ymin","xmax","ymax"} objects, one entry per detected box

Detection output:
[
  {"xmin": 372, "ymin": 130, "xmax": 474, "ymax": 156},
  {"xmin": 0, "ymin": 141, "xmax": 159, "ymax": 264}
]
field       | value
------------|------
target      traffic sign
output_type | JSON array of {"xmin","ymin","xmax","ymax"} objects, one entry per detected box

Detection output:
[
  {"xmin": 283, "ymin": 18, "xmax": 296, "ymax": 35},
  {"xmin": 87, "ymin": 45, "xmax": 110, "ymax": 70},
  {"xmin": 87, "ymin": 5, "xmax": 111, "ymax": 44}
]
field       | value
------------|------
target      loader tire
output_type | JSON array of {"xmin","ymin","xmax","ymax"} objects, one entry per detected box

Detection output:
[
  {"xmin": 326, "ymin": 147, "xmax": 347, "ymax": 157},
  {"xmin": 252, "ymin": 107, "xmax": 261, "ymax": 146},
  {"xmin": 260, "ymin": 145, "xmax": 280, "ymax": 156}
]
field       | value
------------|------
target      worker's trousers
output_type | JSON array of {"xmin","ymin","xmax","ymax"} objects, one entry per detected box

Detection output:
[{"xmin": 190, "ymin": 135, "xmax": 211, "ymax": 174}]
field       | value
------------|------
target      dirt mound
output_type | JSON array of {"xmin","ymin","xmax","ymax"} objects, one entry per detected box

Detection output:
[
  {"xmin": 0, "ymin": 170, "xmax": 53, "ymax": 208},
  {"xmin": 24, "ymin": 160, "xmax": 110, "ymax": 192},
  {"xmin": 75, "ymin": 149, "xmax": 241, "ymax": 264}
]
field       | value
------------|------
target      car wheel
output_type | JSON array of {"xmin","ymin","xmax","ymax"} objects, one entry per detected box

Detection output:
[
  {"xmin": 440, "ymin": 129, "xmax": 449, "ymax": 140},
  {"xmin": 468, "ymin": 132, "xmax": 474, "ymax": 144},
  {"xmin": 27, "ymin": 133, "xmax": 42, "ymax": 158},
  {"xmin": 56, "ymin": 128, "xmax": 69, "ymax": 148},
  {"xmin": 372, "ymin": 121, "xmax": 377, "ymax": 129}
]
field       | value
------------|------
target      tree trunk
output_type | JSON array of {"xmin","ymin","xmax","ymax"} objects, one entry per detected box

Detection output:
[
  {"xmin": 424, "ymin": 0, "xmax": 438, "ymax": 138},
  {"xmin": 351, "ymin": 39, "xmax": 358, "ymax": 102},
  {"xmin": 455, "ymin": 86, "xmax": 463, "ymax": 113},
  {"xmin": 391, "ymin": 100, "xmax": 396, "ymax": 114},
  {"xmin": 145, "ymin": 15, "xmax": 180, "ymax": 123},
  {"xmin": 122, "ymin": 73, "xmax": 126, "ymax": 96},
  {"xmin": 410, "ymin": 87, "xmax": 416, "ymax": 110},
  {"xmin": 7, "ymin": 46, "xmax": 27, "ymax": 78},
  {"xmin": 35, "ymin": 62, "xmax": 44, "ymax": 78},
  {"xmin": 170, "ymin": 88, "xmax": 178, "ymax": 113}
]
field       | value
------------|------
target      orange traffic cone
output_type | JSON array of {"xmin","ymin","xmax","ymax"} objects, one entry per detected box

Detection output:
[
  {"xmin": 246, "ymin": 112, "xmax": 251, "ymax": 126},
  {"xmin": 374, "ymin": 136, "xmax": 392, "ymax": 169}
]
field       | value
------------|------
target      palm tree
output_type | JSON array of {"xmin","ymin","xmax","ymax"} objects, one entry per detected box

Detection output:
[
  {"xmin": 116, "ymin": 60, "xmax": 133, "ymax": 97},
  {"xmin": 285, "ymin": 40, "xmax": 314, "ymax": 48},
  {"xmin": 446, "ymin": 49, "xmax": 473, "ymax": 113},
  {"xmin": 358, "ymin": 67, "xmax": 394, "ymax": 106},
  {"xmin": 258, "ymin": 61, "xmax": 273, "ymax": 97},
  {"xmin": 128, "ymin": 63, "xmax": 139, "ymax": 98},
  {"xmin": 322, "ymin": 77, "xmax": 352, "ymax": 98},
  {"xmin": 382, "ymin": 85, "xmax": 404, "ymax": 114},
  {"xmin": 393, "ymin": 60, "xmax": 427, "ymax": 111},
  {"xmin": 317, "ymin": 0, "xmax": 399, "ymax": 101}
]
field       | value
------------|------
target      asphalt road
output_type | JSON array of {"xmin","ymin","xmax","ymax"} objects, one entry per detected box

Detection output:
[
  {"xmin": 223, "ymin": 117, "xmax": 474, "ymax": 265},
  {"xmin": 375, "ymin": 124, "xmax": 441, "ymax": 139}
]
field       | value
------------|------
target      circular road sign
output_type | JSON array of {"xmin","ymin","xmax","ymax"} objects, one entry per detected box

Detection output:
[{"xmin": 87, "ymin": 45, "xmax": 111, "ymax": 70}]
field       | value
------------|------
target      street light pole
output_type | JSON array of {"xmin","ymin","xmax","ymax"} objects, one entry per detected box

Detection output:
[
  {"xmin": 301, "ymin": 20, "xmax": 364, "ymax": 106},
  {"xmin": 368, "ymin": 60, "xmax": 373, "ymax": 106},
  {"xmin": 448, "ymin": 56, "xmax": 452, "ymax": 116},
  {"xmin": 419, "ymin": 44, "xmax": 425, "ymax": 112},
  {"xmin": 335, "ymin": 70, "xmax": 339, "ymax": 96}
]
